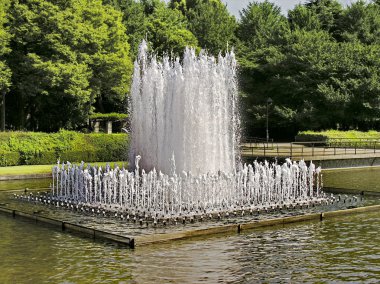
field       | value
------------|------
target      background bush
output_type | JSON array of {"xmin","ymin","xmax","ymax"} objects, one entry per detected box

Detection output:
[
  {"xmin": 0, "ymin": 131, "xmax": 128, "ymax": 166},
  {"xmin": 296, "ymin": 130, "xmax": 380, "ymax": 148},
  {"xmin": 0, "ymin": 151, "xmax": 21, "ymax": 166},
  {"xmin": 296, "ymin": 130, "xmax": 380, "ymax": 141}
]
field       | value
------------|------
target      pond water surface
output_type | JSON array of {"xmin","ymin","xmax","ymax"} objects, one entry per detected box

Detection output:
[
  {"xmin": 1, "ymin": 211, "xmax": 379, "ymax": 283},
  {"xmin": 0, "ymin": 168, "xmax": 379, "ymax": 283}
]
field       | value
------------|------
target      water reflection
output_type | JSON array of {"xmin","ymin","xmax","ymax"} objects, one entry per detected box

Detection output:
[
  {"xmin": 2, "ymin": 211, "xmax": 377, "ymax": 283},
  {"xmin": 131, "ymin": 212, "xmax": 379, "ymax": 283}
]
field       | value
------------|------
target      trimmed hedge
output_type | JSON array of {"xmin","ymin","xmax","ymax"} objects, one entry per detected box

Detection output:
[
  {"xmin": 296, "ymin": 130, "xmax": 380, "ymax": 148},
  {"xmin": 0, "ymin": 151, "xmax": 21, "ymax": 166},
  {"xmin": 296, "ymin": 130, "xmax": 380, "ymax": 141},
  {"xmin": 0, "ymin": 131, "xmax": 129, "ymax": 166},
  {"xmin": 89, "ymin": 112, "xmax": 128, "ymax": 121}
]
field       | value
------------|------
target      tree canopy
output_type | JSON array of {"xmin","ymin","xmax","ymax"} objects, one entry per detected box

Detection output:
[
  {"xmin": 0, "ymin": 0, "xmax": 11, "ymax": 93},
  {"xmin": 5, "ymin": 0, "xmax": 133, "ymax": 131},
  {"xmin": 1, "ymin": 0, "xmax": 380, "ymax": 138},
  {"xmin": 171, "ymin": 0, "xmax": 237, "ymax": 54},
  {"xmin": 237, "ymin": 0, "xmax": 380, "ymax": 138}
]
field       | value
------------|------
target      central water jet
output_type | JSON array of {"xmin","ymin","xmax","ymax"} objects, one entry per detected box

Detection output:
[{"xmin": 128, "ymin": 40, "xmax": 240, "ymax": 175}]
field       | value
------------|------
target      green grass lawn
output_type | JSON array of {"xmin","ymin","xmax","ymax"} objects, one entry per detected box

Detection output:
[{"xmin": 0, "ymin": 161, "xmax": 128, "ymax": 176}]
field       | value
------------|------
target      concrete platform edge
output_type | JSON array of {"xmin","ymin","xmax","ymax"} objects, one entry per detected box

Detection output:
[{"xmin": 1, "ymin": 205, "xmax": 379, "ymax": 248}]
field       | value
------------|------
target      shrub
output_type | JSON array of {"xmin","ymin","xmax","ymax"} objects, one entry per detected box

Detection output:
[
  {"xmin": 0, "ymin": 151, "xmax": 21, "ymax": 166},
  {"xmin": 59, "ymin": 150, "xmax": 98, "ymax": 163},
  {"xmin": 85, "ymin": 134, "xmax": 128, "ymax": 161},
  {"xmin": 25, "ymin": 151, "xmax": 58, "ymax": 165},
  {"xmin": 296, "ymin": 130, "xmax": 380, "ymax": 148},
  {"xmin": 89, "ymin": 113, "xmax": 128, "ymax": 121},
  {"xmin": 0, "ymin": 131, "xmax": 129, "ymax": 166}
]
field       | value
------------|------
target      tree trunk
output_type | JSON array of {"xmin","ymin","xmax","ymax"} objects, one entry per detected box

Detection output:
[
  {"xmin": 97, "ymin": 95, "xmax": 105, "ymax": 113},
  {"xmin": 1, "ymin": 91, "xmax": 5, "ymax": 131}
]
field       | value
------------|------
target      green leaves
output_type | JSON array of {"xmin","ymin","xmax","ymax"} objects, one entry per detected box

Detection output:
[
  {"xmin": 238, "ymin": 1, "xmax": 380, "ymax": 137},
  {"xmin": 146, "ymin": 4, "xmax": 198, "ymax": 55},
  {"xmin": 5, "ymin": 0, "xmax": 133, "ymax": 131},
  {"xmin": 338, "ymin": 1, "xmax": 380, "ymax": 44},
  {"xmin": 238, "ymin": 1, "xmax": 289, "ymax": 49},
  {"xmin": 2, "ymin": 0, "xmax": 380, "ymax": 136},
  {"xmin": 0, "ymin": 0, "xmax": 11, "ymax": 92},
  {"xmin": 184, "ymin": 0, "xmax": 237, "ymax": 54}
]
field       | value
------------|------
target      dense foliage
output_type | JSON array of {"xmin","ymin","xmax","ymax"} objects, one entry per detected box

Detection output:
[
  {"xmin": 238, "ymin": 0, "xmax": 380, "ymax": 139},
  {"xmin": 297, "ymin": 130, "xmax": 380, "ymax": 141},
  {"xmin": 0, "ymin": 0, "xmax": 380, "ymax": 140},
  {"xmin": 170, "ymin": 0, "xmax": 237, "ymax": 54},
  {"xmin": 4, "ymin": 0, "xmax": 134, "ymax": 132},
  {"xmin": 89, "ymin": 112, "xmax": 128, "ymax": 121},
  {"xmin": 0, "ymin": 131, "xmax": 129, "ymax": 166},
  {"xmin": 0, "ymin": 0, "xmax": 11, "ymax": 93},
  {"xmin": 105, "ymin": 0, "xmax": 199, "ymax": 57},
  {"xmin": 295, "ymin": 130, "xmax": 380, "ymax": 148}
]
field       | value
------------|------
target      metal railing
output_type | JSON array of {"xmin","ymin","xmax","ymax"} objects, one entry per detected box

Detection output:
[
  {"xmin": 244, "ymin": 137, "xmax": 274, "ymax": 149},
  {"xmin": 241, "ymin": 140, "xmax": 380, "ymax": 159}
]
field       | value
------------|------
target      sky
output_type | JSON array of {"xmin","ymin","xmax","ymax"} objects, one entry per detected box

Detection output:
[{"xmin": 221, "ymin": 0, "xmax": 353, "ymax": 17}]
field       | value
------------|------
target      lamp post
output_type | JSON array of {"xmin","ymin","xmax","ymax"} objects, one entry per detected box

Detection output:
[{"xmin": 266, "ymin": 97, "xmax": 273, "ymax": 142}]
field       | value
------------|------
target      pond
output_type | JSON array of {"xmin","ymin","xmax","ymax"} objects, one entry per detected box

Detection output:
[
  {"xmin": 0, "ymin": 167, "xmax": 379, "ymax": 283},
  {"xmin": 0, "ymin": 210, "xmax": 379, "ymax": 283}
]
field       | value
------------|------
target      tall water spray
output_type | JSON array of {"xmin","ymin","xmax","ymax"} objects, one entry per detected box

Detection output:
[{"xmin": 129, "ymin": 41, "xmax": 240, "ymax": 175}]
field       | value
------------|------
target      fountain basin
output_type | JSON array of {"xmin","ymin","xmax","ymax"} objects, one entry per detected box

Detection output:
[{"xmin": 1, "ymin": 186, "xmax": 378, "ymax": 248}]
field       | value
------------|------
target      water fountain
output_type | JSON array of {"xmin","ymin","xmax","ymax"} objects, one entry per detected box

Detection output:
[
  {"xmin": 17, "ymin": 41, "xmax": 330, "ymax": 225},
  {"xmin": 128, "ymin": 40, "xmax": 239, "ymax": 175},
  {"xmin": 45, "ymin": 158, "xmax": 325, "ymax": 223}
]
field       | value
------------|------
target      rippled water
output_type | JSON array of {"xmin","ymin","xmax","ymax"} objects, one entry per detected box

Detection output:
[
  {"xmin": 1, "ymin": 170, "xmax": 380, "ymax": 283},
  {"xmin": 1, "ymin": 211, "xmax": 379, "ymax": 283}
]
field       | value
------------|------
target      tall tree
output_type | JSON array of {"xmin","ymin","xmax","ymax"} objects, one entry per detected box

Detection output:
[
  {"xmin": 104, "ymin": 0, "xmax": 148, "ymax": 59},
  {"xmin": 237, "ymin": 0, "xmax": 380, "ymax": 137},
  {"xmin": 237, "ymin": 1, "xmax": 291, "ymax": 136},
  {"xmin": 0, "ymin": 0, "xmax": 12, "ymax": 131},
  {"xmin": 171, "ymin": 0, "xmax": 237, "ymax": 54},
  {"xmin": 288, "ymin": 4, "xmax": 321, "ymax": 31},
  {"xmin": 304, "ymin": 0, "xmax": 343, "ymax": 37},
  {"xmin": 337, "ymin": 0, "xmax": 380, "ymax": 44},
  {"xmin": 6, "ymin": 0, "xmax": 133, "ymax": 131},
  {"xmin": 106, "ymin": 0, "xmax": 198, "ymax": 57},
  {"xmin": 238, "ymin": 1, "xmax": 289, "ymax": 49},
  {"xmin": 146, "ymin": 3, "xmax": 198, "ymax": 55}
]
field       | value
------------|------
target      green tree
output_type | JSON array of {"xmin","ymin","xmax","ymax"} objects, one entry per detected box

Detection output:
[
  {"xmin": 288, "ymin": 4, "xmax": 321, "ymax": 31},
  {"xmin": 171, "ymin": 0, "xmax": 237, "ymax": 54},
  {"xmin": 238, "ymin": 0, "xmax": 380, "ymax": 138},
  {"xmin": 106, "ymin": 0, "xmax": 198, "ymax": 57},
  {"xmin": 239, "ymin": 26, "xmax": 380, "ymax": 135},
  {"xmin": 105, "ymin": 0, "xmax": 148, "ymax": 58},
  {"xmin": 237, "ymin": 1, "xmax": 291, "ymax": 136},
  {"xmin": 169, "ymin": 0, "xmax": 187, "ymax": 13},
  {"xmin": 337, "ymin": 0, "xmax": 380, "ymax": 44},
  {"xmin": 0, "ymin": 0, "xmax": 12, "ymax": 131},
  {"xmin": 6, "ymin": 0, "xmax": 133, "ymax": 131},
  {"xmin": 238, "ymin": 1, "xmax": 289, "ymax": 49},
  {"xmin": 304, "ymin": 0, "xmax": 343, "ymax": 37},
  {"xmin": 146, "ymin": 3, "xmax": 198, "ymax": 55}
]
